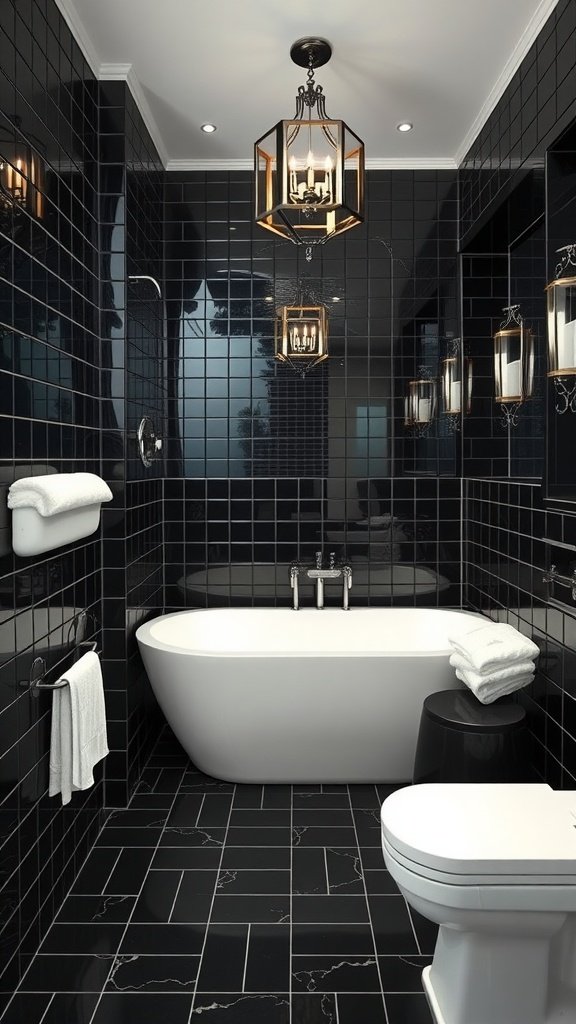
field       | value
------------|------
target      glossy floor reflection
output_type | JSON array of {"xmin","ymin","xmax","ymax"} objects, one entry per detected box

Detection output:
[{"xmin": 2, "ymin": 730, "xmax": 436, "ymax": 1023}]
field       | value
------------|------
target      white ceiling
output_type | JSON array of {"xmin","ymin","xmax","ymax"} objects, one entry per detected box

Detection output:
[{"xmin": 56, "ymin": 0, "xmax": 559, "ymax": 169}]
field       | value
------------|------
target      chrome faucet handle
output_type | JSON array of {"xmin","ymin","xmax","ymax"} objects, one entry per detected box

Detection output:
[{"xmin": 315, "ymin": 550, "xmax": 323, "ymax": 569}]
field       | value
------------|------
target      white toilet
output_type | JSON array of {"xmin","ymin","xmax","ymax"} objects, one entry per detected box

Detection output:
[{"xmin": 380, "ymin": 783, "xmax": 576, "ymax": 1024}]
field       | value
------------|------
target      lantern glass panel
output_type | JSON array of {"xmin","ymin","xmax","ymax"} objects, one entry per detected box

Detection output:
[
  {"xmin": 441, "ymin": 357, "xmax": 461, "ymax": 414},
  {"xmin": 494, "ymin": 329, "xmax": 523, "ymax": 402},
  {"xmin": 547, "ymin": 278, "xmax": 576, "ymax": 376}
]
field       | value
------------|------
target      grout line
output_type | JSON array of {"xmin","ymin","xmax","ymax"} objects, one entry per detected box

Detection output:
[
  {"xmin": 99, "ymin": 848, "xmax": 125, "ymax": 895},
  {"xmin": 37, "ymin": 992, "xmax": 56, "ymax": 1023},
  {"xmin": 167, "ymin": 870, "xmax": 185, "ymax": 923},
  {"xmin": 323, "ymin": 846, "xmax": 330, "ymax": 894},
  {"xmin": 187, "ymin": 782, "xmax": 237, "ymax": 1021},
  {"xmin": 346, "ymin": 785, "xmax": 390, "ymax": 1024},
  {"xmin": 241, "ymin": 922, "xmax": 251, "ymax": 992},
  {"xmin": 194, "ymin": 794, "xmax": 206, "ymax": 827}
]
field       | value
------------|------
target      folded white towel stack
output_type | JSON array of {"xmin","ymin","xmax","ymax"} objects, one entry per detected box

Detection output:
[
  {"xmin": 8, "ymin": 472, "xmax": 113, "ymax": 517},
  {"xmin": 49, "ymin": 651, "xmax": 109, "ymax": 806},
  {"xmin": 448, "ymin": 621, "xmax": 539, "ymax": 704}
]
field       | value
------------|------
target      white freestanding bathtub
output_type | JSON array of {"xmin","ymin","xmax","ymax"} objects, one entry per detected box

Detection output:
[{"xmin": 137, "ymin": 607, "xmax": 480, "ymax": 783}]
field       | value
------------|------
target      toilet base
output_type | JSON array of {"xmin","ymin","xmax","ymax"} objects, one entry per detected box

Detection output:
[{"xmin": 422, "ymin": 966, "xmax": 446, "ymax": 1024}]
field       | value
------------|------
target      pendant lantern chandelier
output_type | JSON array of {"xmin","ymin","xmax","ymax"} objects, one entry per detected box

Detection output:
[{"xmin": 254, "ymin": 37, "xmax": 365, "ymax": 259}]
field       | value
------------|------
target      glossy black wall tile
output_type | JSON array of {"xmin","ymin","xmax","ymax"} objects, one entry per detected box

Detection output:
[{"xmin": 0, "ymin": 0, "xmax": 104, "ymax": 1002}]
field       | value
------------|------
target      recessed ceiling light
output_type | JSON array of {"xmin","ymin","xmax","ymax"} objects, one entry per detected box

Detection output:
[
  {"xmin": 397, "ymin": 122, "xmax": 413, "ymax": 133},
  {"xmin": 201, "ymin": 123, "xmax": 217, "ymax": 133}
]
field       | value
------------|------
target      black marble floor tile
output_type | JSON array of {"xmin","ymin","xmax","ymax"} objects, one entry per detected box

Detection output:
[
  {"xmin": 166, "ymin": 794, "xmax": 204, "ymax": 826},
  {"xmin": 92, "ymin": 992, "xmax": 193, "ymax": 1023},
  {"xmin": 244, "ymin": 924, "xmax": 290, "ymax": 992},
  {"xmin": 220, "ymin": 847, "xmax": 290, "ymax": 870},
  {"xmin": 385, "ymin": 992, "xmax": 434, "ymax": 1023},
  {"xmin": 215, "ymin": 869, "xmax": 290, "ymax": 895},
  {"xmin": 41, "ymin": 991, "xmax": 100, "ymax": 1024},
  {"xmin": 409, "ymin": 908, "xmax": 439, "ymax": 955},
  {"xmin": 38, "ymin": 923, "xmax": 124, "ymax": 954},
  {"xmin": 229, "ymin": 809, "xmax": 290, "ymax": 827},
  {"xmin": 7, "ymin": 731, "xmax": 434, "ymax": 1024},
  {"xmin": 55, "ymin": 895, "xmax": 135, "ymax": 923},
  {"xmin": 292, "ymin": 895, "xmax": 369, "ymax": 924},
  {"xmin": 211, "ymin": 895, "xmax": 290, "ymax": 924},
  {"xmin": 378, "ymin": 955, "xmax": 432, "ymax": 992},
  {"xmin": 195, "ymin": 924, "xmax": 248, "ymax": 991},
  {"xmin": 292, "ymin": 792, "xmax": 350, "ymax": 808},
  {"xmin": 292, "ymin": 955, "xmax": 381, "ymax": 992},
  {"xmin": 364, "ymin": 870, "xmax": 401, "ymax": 895},
  {"xmin": 325, "ymin": 848, "xmax": 364, "ymax": 893},
  {"xmin": 21, "ymin": 954, "xmax": 113, "ymax": 992},
  {"xmin": 292, "ymin": 809, "xmax": 354, "ymax": 827},
  {"xmin": 292, "ymin": 826, "xmax": 358, "ymax": 847},
  {"xmin": 131, "ymin": 871, "xmax": 182, "ymax": 923},
  {"xmin": 105, "ymin": 808, "xmax": 169, "ymax": 828},
  {"xmin": 197, "ymin": 794, "xmax": 233, "ymax": 827},
  {"xmin": 292, "ymin": 848, "xmax": 327, "ymax": 895},
  {"xmin": 0, "ymin": 993, "xmax": 51, "ymax": 1024},
  {"xmin": 119, "ymin": 924, "xmax": 205, "ymax": 955},
  {"xmin": 103, "ymin": 848, "xmax": 155, "ymax": 895},
  {"xmin": 292, "ymin": 993, "xmax": 337, "ymax": 1023},
  {"xmin": 226, "ymin": 827, "xmax": 291, "ymax": 847},
  {"xmin": 368, "ymin": 897, "xmax": 419, "ymax": 955},
  {"xmin": 71, "ymin": 848, "xmax": 121, "ymax": 894},
  {"xmin": 190, "ymin": 993, "xmax": 290, "ymax": 1022},
  {"xmin": 159, "ymin": 827, "xmax": 225, "ymax": 848},
  {"xmin": 151, "ymin": 846, "xmax": 222, "ymax": 870},
  {"xmin": 337, "ymin": 992, "xmax": 387, "ymax": 1023},
  {"xmin": 291, "ymin": 924, "xmax": 376, "ymax": 956},
  {"xmin": 105, "ymin": 954, "xmax": 200, "ymax": 992}
]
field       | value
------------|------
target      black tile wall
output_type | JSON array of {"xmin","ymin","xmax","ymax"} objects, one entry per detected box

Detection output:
[
  {"xmin": 99, "ymin": 82, "xmax": 164, "ymax": 807},
  {"xmin": 163, "ymin": 170, "xmax": 462, "ymax": 610},
  {"xmin": 465, "ymin": 479, "xmax": 576, "ymax": 788},
  {"xmin": 459, "ymin": 0, "xmax": 576, "ymax": 242},
  {"xmin": 459, "ymin": 0, "xmax": 576, "ymax": 789},
  {"xmin": 0, "ymin": 0, "xmax": 104, "ymax": 1002}
]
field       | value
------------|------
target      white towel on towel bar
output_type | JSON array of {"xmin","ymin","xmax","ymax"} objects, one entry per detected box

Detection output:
[
  {"xmin": 8, "ymin": 472, "xmax": 113, "ymax": 517},
  {"xmin": 49, "ymin": 651, "xmax": 109, "ymax": 805},
  {"xmin": 448, "ymin": 621, "xmax": 539, "ymax": 673}
]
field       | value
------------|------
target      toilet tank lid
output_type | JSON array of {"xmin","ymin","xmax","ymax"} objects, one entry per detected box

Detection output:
[{"xmin": 381, "ymin": 784, "xmax": 576, "ymax": 876}]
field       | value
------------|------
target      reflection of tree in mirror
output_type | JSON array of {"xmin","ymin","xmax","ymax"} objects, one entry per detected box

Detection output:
[{"xmin": 237, "ymin": 404, "xmax": 270, "ymax": 476}]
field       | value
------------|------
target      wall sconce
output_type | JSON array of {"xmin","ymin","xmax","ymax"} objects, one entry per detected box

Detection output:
[
  {"xmin": 493, "ymin": 305, "xmax": 534, "ymax": 427},
  {"xmin": 275, "ymin": 303, "xmax": 328, "ymax": 374},
  {"xmin": 440, "ymin": 337, "xmax": 472, "ymax": 432},
  {"xmin": 0, "ymin": 116, "xmax": 45, "ymax": 225},
  {"xmin": 254, "ymin": 37, "xmax": 364, "ymax": 261},
  {"xmin": 546, "ymin": 244, "xmax": 576, "ymax": 414},
  {"xmin": 406, "ymin": 373, "xmax": 437, "ymax": 435}
]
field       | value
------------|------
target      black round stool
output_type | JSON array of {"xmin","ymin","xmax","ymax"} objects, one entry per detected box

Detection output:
[{"xmin": 413, "ymin": 688, "xmax": 530, "ymax": 784}]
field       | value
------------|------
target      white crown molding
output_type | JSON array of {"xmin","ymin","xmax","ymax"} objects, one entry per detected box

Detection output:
[
  {"xmin": 53, "ymin": 0, "xmax": 100, "ymax": 75},
  {"xmin": 166, "ymin": 156, "xmax": 458, "ymax": 171},
  {"xmin": 454, "ymin": 0, "xmax": 560, "ymax": 166}
]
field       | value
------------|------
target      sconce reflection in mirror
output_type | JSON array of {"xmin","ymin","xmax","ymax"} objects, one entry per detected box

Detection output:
[
  {"xmin": 405, "ymin": 370, "xmax": 437, "ymax": 437},
  {"xmin": 493, "ymin": 305, "xmax": 534, "ymax": 428},
  {"xmin": 546, "ymin": 244, "xmax": 576, "ymax": 414},
  {"xmin": 440, "ymin": 337, "xmax": 472, "ymax": 433},
  {"xmin": 0, "ymin": 116, "xmax": 45, "ymax": 233},
  {"xmin": 275, "ymin": 302, "xmax": 328, "ymax": 375}
]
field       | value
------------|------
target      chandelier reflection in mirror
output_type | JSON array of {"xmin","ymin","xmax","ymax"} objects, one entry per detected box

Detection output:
[
  {"xmin": 493, "ymin": 305, "xmax": 534, "ymax": 428},
  {"xmin": 0, "ymin": 116, "xmax": 45, "ymax": 230},
  {"xmin": 546, "ymin": 244, "xmax": 576, "ymax": 414},
  {"xmin": 275, "ymin": 302, "xmax": 328, "ymax": 375},
  {"xmin": 254, "ymin": 37, "xmax": 365, "ymax": 261}
]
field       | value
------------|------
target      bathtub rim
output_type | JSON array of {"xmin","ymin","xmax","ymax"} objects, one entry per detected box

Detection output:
[{"xmin": 136, "ymin": 607, "xmax": 485, "ymax": 660}]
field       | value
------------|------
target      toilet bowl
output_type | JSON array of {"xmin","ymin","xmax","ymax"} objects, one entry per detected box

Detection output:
[{"xmin": 380, "ymin": 783, "xmax": 576, "ymax": 1024}]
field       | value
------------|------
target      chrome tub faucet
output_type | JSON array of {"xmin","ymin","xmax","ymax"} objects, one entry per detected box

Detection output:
[{"xmin": 305, "ymin": 551, "xmax": 353, "ymax": 610}]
